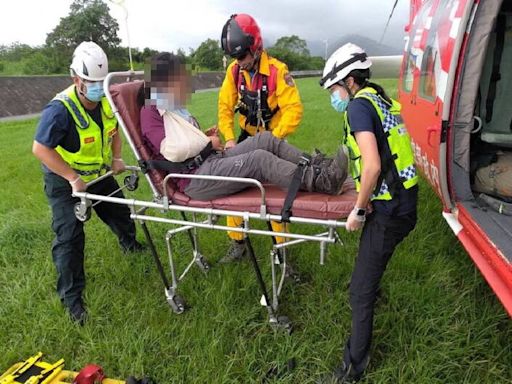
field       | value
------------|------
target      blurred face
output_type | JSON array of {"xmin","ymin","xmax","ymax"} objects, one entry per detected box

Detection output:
[
  {"xmin": 147, "ymin": 63, "xmax": 191, "ymax": 109},
  {"xmin": 153, "ymin": 76, "xmax": 188, "ymax": 105}
]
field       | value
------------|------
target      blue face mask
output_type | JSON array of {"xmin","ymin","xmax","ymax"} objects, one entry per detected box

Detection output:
[
  {"xmin": 85, "ymin": 81, "xmax": 104, "ymax": 102},
  {"xmin": 149, "ymin": 88, "xmax": 182, "ymax": 111},
  {"xmin": 330, "ymin": 90, "xmax": 350, "ymax": 113}
]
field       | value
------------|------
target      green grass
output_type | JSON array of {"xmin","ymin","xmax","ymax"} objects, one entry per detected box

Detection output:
[{"xmin": 0, "ymin": 78, "xmax": 510, "ymax": 383}]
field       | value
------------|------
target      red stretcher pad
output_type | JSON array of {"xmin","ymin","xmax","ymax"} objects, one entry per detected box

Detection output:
[{"xmin": 110, "ymin": 81, "xmax": 357, "ymax": 220}]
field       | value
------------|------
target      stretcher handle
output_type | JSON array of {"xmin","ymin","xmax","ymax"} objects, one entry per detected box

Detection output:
[
  {"xmin": 84, "ymin": 166, "xmax": 140, "ymax": 189},
  {"xmin": 164, "ymin": 173, "xmax": 267, "ymax": 214}
]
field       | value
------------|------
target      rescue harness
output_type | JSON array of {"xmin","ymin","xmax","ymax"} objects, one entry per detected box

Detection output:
[{"xmin": 233, "ymin": 65, "xmax": 279, "ymax": 132}]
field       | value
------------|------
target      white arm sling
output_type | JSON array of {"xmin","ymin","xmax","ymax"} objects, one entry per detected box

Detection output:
[{"xmin": 160, "ymin": 111, "xmax": 210, "ymax": 163}]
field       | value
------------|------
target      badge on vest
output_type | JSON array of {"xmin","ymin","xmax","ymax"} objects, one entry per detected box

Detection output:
[
  {"xmin": 84, "ymin": 137, "xmax": 95, "ymax": 144},
  {"xmin": 284, "ymin": 73, "xmax": 295, "ymax": 87}
]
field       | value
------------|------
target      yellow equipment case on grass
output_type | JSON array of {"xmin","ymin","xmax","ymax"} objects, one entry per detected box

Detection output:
[{"xmin": 0, "ymin": 353, "xmax": 125, "ymax": 384}]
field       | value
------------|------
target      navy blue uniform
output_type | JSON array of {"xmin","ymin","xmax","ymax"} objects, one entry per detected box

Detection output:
[
  {"xmin": 36, "ymin": 99, "xmax": 98, "ymax": 152},
  {"xmin": 35, "ymin": 93, "xmax": 138, "ymax": 310},
  {"xmin": 347, "ymin": 98, "xmax": 418, "ymax": 216},
  {"xmin": 341, "ymin": 97, "xmax": 418, "ymax": 376}
]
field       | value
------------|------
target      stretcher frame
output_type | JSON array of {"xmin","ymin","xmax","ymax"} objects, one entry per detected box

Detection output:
[{"xmin": 72, "ymin": 71, "xmax": 355, "ymax": 331}]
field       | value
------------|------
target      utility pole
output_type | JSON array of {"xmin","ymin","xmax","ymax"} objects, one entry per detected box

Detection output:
[
  {"xmin": 323, "ymin": 39, "xmax": 328, "ymax": 60},
  {"xmin": 222, "ymin": 55, "xmax": 227, "ymax": 72}
]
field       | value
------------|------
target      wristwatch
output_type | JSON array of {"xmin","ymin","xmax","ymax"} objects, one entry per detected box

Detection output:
[{"xmin": 354, "ymin": 207, "xmax": 366, "ymax": 217}]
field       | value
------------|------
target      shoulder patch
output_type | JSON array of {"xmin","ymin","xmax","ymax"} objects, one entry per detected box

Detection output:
[{"xmin": 284, "ymin": 73, "xmax": 295, "ymax": 87}]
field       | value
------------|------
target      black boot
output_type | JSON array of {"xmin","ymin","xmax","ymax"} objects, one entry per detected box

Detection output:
[
  {"xmin": 310, "ymin": 148, "xmax": 330, "ymax": 167},
  {"xmin": 319, "ymin": 354, "xmax": 369, "ymax": 384},
  {"xmin": 303, "ymin": 147, "xmax": 348, "ymax": 195},
  {"xmin": 66, "ymin": 299, "xmax": 87, "ymax": 326}
]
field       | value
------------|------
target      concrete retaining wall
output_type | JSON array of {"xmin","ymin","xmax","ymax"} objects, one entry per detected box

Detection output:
[
  {"xmin": 0, "ymin": 76, "xmax": 72, "ymax": 118},
  {"xmin": 0, "ymin": 57, "xmax": 400, "ymax": 119},
  {"xmin": 0, "ymin": 72, "xmax": 227, "ymax": 118}
]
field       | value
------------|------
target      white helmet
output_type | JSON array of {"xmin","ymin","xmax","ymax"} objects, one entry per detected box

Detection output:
[
  {"xmin": 320, "ymin": 43, "xmax": 372, "ymax": 89},
  {"xmin": 70, "ymin": 41, "xmax": 108, "ymax": 81}
]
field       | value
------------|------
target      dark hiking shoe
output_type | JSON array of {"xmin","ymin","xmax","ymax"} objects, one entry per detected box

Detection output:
[
  {"xmin": 122, "ymin": 241, "xmax": 146, "ymax": 254},
  {"xmin": 319, "ymin": 354, "xmax": 369, "ymax": 384},
  {"xmin": 314, "ymin": 146, "xmax": 349, "ymax": 195},
  {"xmin": 67, "ymin": 300, "xmax": 87, "ymax": 326},
  {"xmin": 318, "ymin": 363, "xmax": 360, "ymax": 384},
  {"xmin": 311, "ymin": 148, "xmax": 327, "ymax": 166},
  {"xmin": 219, "ymin": 240, "xmax": 247, "ymax": 263}
]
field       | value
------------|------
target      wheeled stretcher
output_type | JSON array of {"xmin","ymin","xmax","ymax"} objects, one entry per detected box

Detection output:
[{"xmin": 73, "ymin": 71, "xmax": 358, "ymax": 331}]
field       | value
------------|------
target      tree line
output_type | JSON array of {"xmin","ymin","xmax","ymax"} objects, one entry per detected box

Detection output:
[{"xmin": 0, "ymin": 0, "xmax": 324, "ymax": 75}]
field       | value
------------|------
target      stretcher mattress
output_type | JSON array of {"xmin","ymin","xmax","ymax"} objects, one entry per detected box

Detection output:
[{"xmin": 110, "ymin": 81, "xmax": 357, "ymax": 220}]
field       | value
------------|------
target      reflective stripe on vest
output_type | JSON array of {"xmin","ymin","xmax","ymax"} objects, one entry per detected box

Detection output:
[
  {"xmin": 53, "ymin": 85, "xmax": 117, "ymax": 182},
  {"xmin": 343, "ymin": 86, "xmax": 418, "ymax": 201}
]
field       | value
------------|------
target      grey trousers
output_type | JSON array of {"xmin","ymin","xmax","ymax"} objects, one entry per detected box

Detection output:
[{"xmin": 184, "ymin": 131, "xmax": 304, "ymax": 201}]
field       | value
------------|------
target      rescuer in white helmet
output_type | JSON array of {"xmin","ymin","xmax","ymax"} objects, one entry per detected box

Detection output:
[
  {"xmin": 32, "ymin": 41, "xmax": 144, "ymax": 325},
  {"xmin": 319, "ymin": 43, "xmax": 419, "ymax": 383}
]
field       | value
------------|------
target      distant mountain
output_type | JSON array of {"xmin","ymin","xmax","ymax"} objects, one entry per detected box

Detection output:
[{"xmin": 308, "ymin": 34, "xmax": 403, "ymax": 58}]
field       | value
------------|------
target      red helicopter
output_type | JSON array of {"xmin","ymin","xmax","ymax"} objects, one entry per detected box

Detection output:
[{"xmin": 396, "ymin": 0, "xmax": 512, "ymax": 316}]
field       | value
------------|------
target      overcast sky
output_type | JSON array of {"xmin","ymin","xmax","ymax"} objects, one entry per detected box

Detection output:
[{"xmin": 0, "ymin": 0, "xmax": 409, "ymax": 55}]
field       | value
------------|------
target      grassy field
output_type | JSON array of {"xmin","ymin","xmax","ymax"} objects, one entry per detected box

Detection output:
[{"xmin": 0, "ymin": 78, "xmax": 510, "ymax": 383}]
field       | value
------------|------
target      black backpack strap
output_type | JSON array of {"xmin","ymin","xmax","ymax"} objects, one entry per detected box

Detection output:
[
  {"xmin": 368, "ymin": 97, "xmax": 402, "ymax": 198},
  {"xmin": 280, "ymin": 154, "xmax": 311, "ymax": 222},
  {"xmin": 233, "ymin": 63, "xmax": 241, "ymax": 90},
  {"xmin": 237, "ymin": 128, "xmax": 250, "ymax": 143},
  {"xmin": 486, "ymin": 14, "xmax": 506, "ymax": 123},
  {"xmin": 139, "ymin": 142, "xmax": 214, "ymax": 173},
  {"xmin": 139, "ymin": 159, "xmax": 189, "ymax": 173},
  {"xmin": 260, "ymin": 76, "xmax": 279, "ymax": 128}
]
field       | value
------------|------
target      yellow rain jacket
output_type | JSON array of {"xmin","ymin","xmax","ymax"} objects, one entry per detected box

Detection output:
[{"xmin": 218, "ymin": 51, "xmax": 303, "ymax": 142}]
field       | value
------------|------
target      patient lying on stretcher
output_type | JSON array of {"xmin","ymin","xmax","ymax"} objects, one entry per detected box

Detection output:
[{"xmin": 139, "ymin": 52, "xmax": 348, "ymax": 201}]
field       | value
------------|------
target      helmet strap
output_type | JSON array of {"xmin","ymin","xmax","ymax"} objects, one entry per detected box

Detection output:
[
  {"xmin": 241, "ymin": 52, "xmax": 260, "ymax": 72},
  {"xmin": 340, "ymin": 80, "xmax": 355, "ymax": 100},
  {"xmin": 253, "ymin": 47, "xmax": 262, "ymax": 59},
  {"xmin": 250, "ymin": 49, "xmax": 262, "ymax": 70},
  {"xmin": 76, "ymin": 78, "xmax": 88, "ymax": 98},
  {"xmin": 252, "ymin": 54, "xmax": 261, "ymax": 71}
]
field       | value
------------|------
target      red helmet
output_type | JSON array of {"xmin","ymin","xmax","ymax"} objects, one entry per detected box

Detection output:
[{"xmin": 221, "ymin": 14, "xmax": 263, "ymax": 58}]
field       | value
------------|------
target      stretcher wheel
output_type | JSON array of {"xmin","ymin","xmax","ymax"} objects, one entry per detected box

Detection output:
[
  {"xmin": 167, "ymin": 294, "xmax": 186, "ymax": 314},
  {"xmin": 283, "ymin": 264, "xmax": 302, "ymax": 284},
  {"xmin": 276, "ymin": 315, "xmax": 293, "ymax": 335},
  {"xmin": 195, "ymin": 254, "xmax": 210, "ymax": 273},
  {"xmin": 124, "ymin": 174, "xmax": 139, "ymax": 191},
  {"xmin": 74, "ymin": 202, "xmax": 92, "ymax": 222}
]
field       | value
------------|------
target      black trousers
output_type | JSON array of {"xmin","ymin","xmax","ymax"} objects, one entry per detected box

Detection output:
[
  {"xmin": 43, "ymin": 172, "xmax": 137, "ymax": 308},
  {"xmin": 343, "ymin": 210, "xmax": 417, "ymax": 374}
]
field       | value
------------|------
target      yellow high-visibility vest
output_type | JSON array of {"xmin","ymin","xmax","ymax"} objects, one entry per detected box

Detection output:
[
  {"xmin": 53, "ymin": 85, "xmax": 117, "ymax": 182},
  {"xmin": 344, "ymin": 86, "xmax": 418, "ymax": 200}
]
